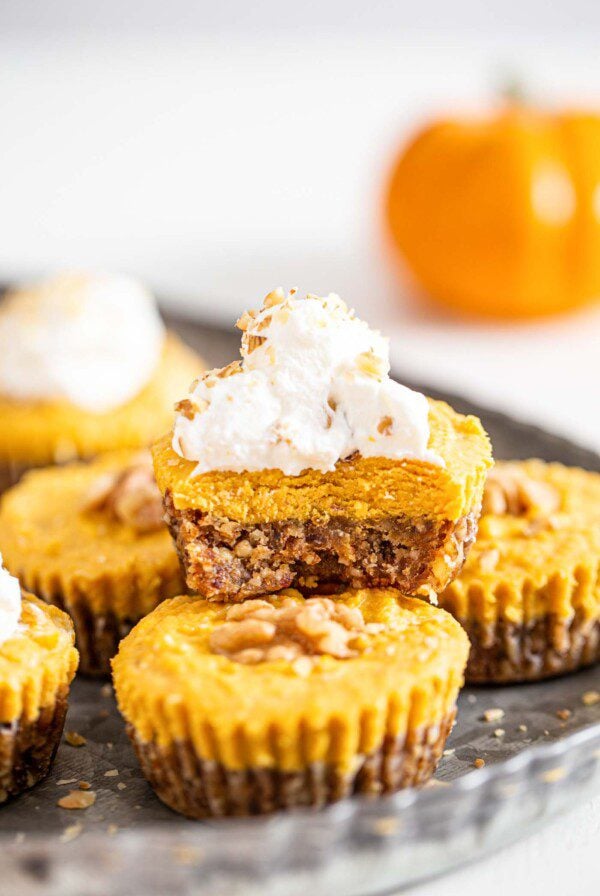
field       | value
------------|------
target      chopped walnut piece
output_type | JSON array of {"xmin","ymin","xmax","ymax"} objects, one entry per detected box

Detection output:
[
  {"xmin": 236, "ymin": 310, "xmax": 257, "ymax": 332},
  {"xmin": 377, "ymin": 416, "xmax": 393, "ymax": 436},
  {"xmin": 263, "ymin": 287, "xmax": 286, "ymax": 308},
  {"xmin": 582, "ymin": 690, "xmax": 600, "ymax": 706},
  {"xmin": 356, "ymin": 350, "xmax": 385, "ymax": 380},
  {"xmin": 244, "ymin": 334, "xmax": 267, "ymax": 354},
  {"xmin": 57, "ymin": 790, "xmax": 96, "ymax": 810},
  {"xmin": 482, "ymin": 467, "xmax": 560, "ymax": 518},
  {"xmin": 82, "ymin": 454, "xmax": 163, "ymax": 533},
  {"xmin": 209, "ymin": 597, "xmax": 371, "ymax": 664},
  {"xmin": 174, "ymin": 398, "xmax": 196, "ymax": 420}
]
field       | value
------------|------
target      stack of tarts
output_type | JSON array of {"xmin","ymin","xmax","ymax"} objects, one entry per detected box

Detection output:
[{"xmin": 113, "ymin": 288, "xmax": 492, "ymax": 817}]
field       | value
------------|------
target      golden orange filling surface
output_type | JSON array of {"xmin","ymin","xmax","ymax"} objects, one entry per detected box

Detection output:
[
  {"xmin": 0, "ymin": 334, "xmax": 202, "ymax": 465},
  {"xmin": 439, "ymin": 460, "xmax": 600, "ymax": 627},
  {"xmin": 153, "ymin": 399, "xmax": 492, "ymax": 524},
  {"xmin": 113, "ymin": 589, "xmax": 469, "ymax": 772},
  {"xmin": 0, "ymin": 593, "xmax": 78, "ymax": 723},
  {"xmin": 0, "ymin": 451, "xmax": 184, "ymax": 619}
]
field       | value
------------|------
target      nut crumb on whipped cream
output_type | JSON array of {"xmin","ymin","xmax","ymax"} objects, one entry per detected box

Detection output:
[
  {"xmin": 173, "ymin": 289, "xmax": 442, "ymax": 476},
  {"xmin": 0, "ymin": 271, "xmax": 165, "ymax": 413}
]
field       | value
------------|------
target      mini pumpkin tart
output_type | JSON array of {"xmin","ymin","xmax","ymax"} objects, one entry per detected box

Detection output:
[
  {"xmin": 154, "ymin": 290, "xmax": 492, "ymax": 602},
  {"xmin": 113, "ymin": 589, "xmax": 469, "ymax": 817},
  {"xmin": 0, "ymin": 271, "xmax": 203, "ymax": 492},
  {"xmin": 438, "ymin": 460, "xmax": 600, "ymax": 684},
  {"xmin": 0, "ymin": 564, "xmax": 78, "ymax": 803},
  {"xmin": 0, "ymin": 451, "xmax": 185, "ymax": 676}
]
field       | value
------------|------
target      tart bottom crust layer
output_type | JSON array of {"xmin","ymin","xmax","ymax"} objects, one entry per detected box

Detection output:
[
  {"xmin": 128, "ymin": 710, "xmax": 455, "ymax": 818},
  {"xmin": 0, "ymin": 688, "xmax": 69, "ymax": 803},
  {"xmin": 461, "ymin": 614, "xmax": 600, "ymax": 684},
  {"xmin": 165, "ymin": 491, "xmax": 479, "ymax": 601}
]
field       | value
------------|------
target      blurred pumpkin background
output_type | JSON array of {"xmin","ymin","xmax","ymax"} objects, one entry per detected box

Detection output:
[{"xmin": 1, "ymin": 0, "xmax": 600, "ymax": 454}]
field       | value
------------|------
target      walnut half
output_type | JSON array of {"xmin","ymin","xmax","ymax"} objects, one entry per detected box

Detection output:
[
  {"xmin": 482, "ymin": 467, "xmax": 560, "ymax": 518},
  {"xmin": 209, "ymin": 597, "xmax": 370, "ymax": 665},
  {"xmin": 82, "ymin": 454, "xmax": 164, "ymax": 533}
]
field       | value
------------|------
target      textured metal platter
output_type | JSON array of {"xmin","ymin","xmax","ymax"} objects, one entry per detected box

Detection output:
[{"xmin": 1, "ymin": 313, "xmax": 599, "ymax": 896}]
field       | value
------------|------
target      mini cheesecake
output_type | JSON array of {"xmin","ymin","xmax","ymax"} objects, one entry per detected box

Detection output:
[
  {"xmin": 0, "ymin": 451, "xmax": 185, "ymax": 676},
  {"xmin": 0, "ymin": 272, "xmax": 203, "ymax": 492},
  {"xmin": 0, "ymin": 590, "xmax": 78, "ymax": 802},
  {"xmin": 439, "ymin": 460, "xmax": 600, "ymax": 683},
  {"xmin": 154, "ymin": 289, "xmax": 492, "ymax": 602},
  {"xmin": 113, "ymin": 588, "xmax": 469, "ymax": 817}
]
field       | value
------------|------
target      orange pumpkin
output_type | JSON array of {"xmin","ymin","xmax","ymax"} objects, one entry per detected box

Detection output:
[{"xmin": 385, "ymin": 107, "xmax": 600, "ymax": 318}]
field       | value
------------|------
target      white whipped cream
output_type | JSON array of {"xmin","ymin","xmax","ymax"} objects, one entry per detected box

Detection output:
[
  {"xmin": 173, "ymin": 289, "xmax": 442, "ymax": 475},
  {"xmin": 0, "ymin": 555, "xmax": 21, "ymax": 647},
  {"xmin": 0, "ymin": 271, "xmax": 165, "ymax": 413}
]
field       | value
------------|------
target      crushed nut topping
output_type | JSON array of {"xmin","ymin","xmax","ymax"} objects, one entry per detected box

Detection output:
[
  {"xmin": 82, "ymin": 454, "xmax": 163, "ymax": 533},
  {"xmin": 482, "ymin": 467, "xmax": 560, "ymax": 518},
  {"xmin": 57, "ymin": 790, "xmax": 96, "ymax": 810},
  {"xmin": 209, "ymin": 597, "xmax": 371, "ymax": 664},
  {"xmin": 356, "ymin": 350, "xmax": 385, "ymax": 380},
  {"xmin": 377, "ymin": 415, "xmax": 393, "ymax": 435}
]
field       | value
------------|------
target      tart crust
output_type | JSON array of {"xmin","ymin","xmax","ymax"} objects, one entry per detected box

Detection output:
[
  {"xmin": 439, "ymin": 460, "xmax": 600, "ymax": 683},
  {"xmin": 113, "ymin": 589, "xmax": 468, "ymax": 817},
  {"xmin": 0, "ymin": 452, "xmax": 185, "ymax": 676},
  {"xmin": 0, "ymin": 333, "xmax": 202, "ymax": 485},
  {"xmin": 153, "ymin": 399, "xmax": 491, "ymax": 600},
  {"xmin": 0, "ymin": 594, "xmax": 78, "ymax": 802}
]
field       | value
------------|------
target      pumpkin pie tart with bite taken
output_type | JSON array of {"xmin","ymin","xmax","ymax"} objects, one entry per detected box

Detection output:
[
  {"xmin": 438, "ymin": 460, "xmax": 600, "ymax": 683},
  {"xmin": 0, "ymin": 450, "xmax": 185, "ymax": 676},
  {"xmin": 113, "ymin": 588, "xmax": 469, "ymax": 817},
  {"xmin": 153, "ymin": 289, "xmax": 492, "ymax": 602},
  {"xmin": 0, "ymin": 271, "xmax": 203, "ymax": 492},
  {"xmin": 0, "ymin": 559, "xmax": 78, "ymax": 802}
]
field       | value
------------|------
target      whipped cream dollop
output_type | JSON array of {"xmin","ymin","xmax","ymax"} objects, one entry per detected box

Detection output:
[
  {"xmin": 0, "ymin": 272, "xmax": 165, "ymax": 413},
  {"xmin": 173, "ymin": 289, "xmax": 442, "ymax": 476},
  {"xmin": 0, "ymin": 556, "xmax": 21, "ymax": 647}
]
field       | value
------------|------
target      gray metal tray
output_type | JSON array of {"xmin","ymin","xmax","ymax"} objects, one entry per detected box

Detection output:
[{"xmin": 2, "ymin": 315, "xmax": 599, "ymax": 896}]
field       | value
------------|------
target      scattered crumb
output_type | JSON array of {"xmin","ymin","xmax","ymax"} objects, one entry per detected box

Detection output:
[
  {"xmin": 371, "ymin": 816, "xmax": 400, "ymax": 836},
  {"xmin": 582, "ymin": 690, "xmax": 600, "ymax": 706},
  {"xmin": 474, "ymin": 758, "xmax": 486, "ymax": 769},
  {"xmin": 60, "ymin": 822, "xmax": 83, "ymax": 843},
  {"xmin": 101, "ymin": 684, "xmax": 113, "ymax": 698},
  {"xmin": 56, "ymin": 778, "xmax": 78, "ymax": 786},
  {"xmin": 482, "ymin": 708, "xmax": 505, "ymax": 723},
  {"xmin": 107, "ymin": 824, "xmax": 119, "ymax": 836},
  {"xmin": 556, "ymin": 708, "xmax": 572, "ymax": 720},
  {"xmin": 106, "ymin": 742, "xmax": 114, "ymax": 750},
  {"xmin": 14, "ymin": 832, "xmax": 25, "ymax": 845},
  {"xmin": 424, "ymin": 779, "xmax": 450, "ymax": 788},
  {"xmin": 442, "ymin": 748, "xmax": 455, "ymax": 756},
  {"xmin": 172, "ymin": 844, "xmax": 204, "ymax": 866},
  {"xmin": 64, "ymin": 731, "xmax": 86, "ymax": 748},
  {"xmin": 57, "ymin": 790, "xmax": 96, "ymax": 810},
  {"xmin": 518, "ymin": 724, "xmax": 528, "ymax": 733},
  {"xmin": 494, "ymin": 728, "xmax": 505, "ymax": 738},
  {"xmin": 104, "ymin": 769, "xmax": 119, "ymax": 778},
  {"xmin": 97, "ymin": 709, "xmax": 110, "ymax": 720},
  {"xmin": 117, "ymin": 782, "xmax": 127, "ymax": 791},
  {"xmin": 467, "ymin": 694, "xmax": 477, "ymax": 704},
  {"xmin": 78, "ymin": 781, "xmax": 91, "ymax": 791},
  {"xmin": 541, "ymin": 767, "xmax": 566, "ymax": 784},
  {"xmin": 543, "ymin": 729, "xmax": 550, "ymax": 736}
]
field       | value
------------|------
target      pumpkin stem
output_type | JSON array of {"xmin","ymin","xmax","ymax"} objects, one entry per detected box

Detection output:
[{"xmin": 498, "ymin": 76, "xmax": 528, "ymax": 108}]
